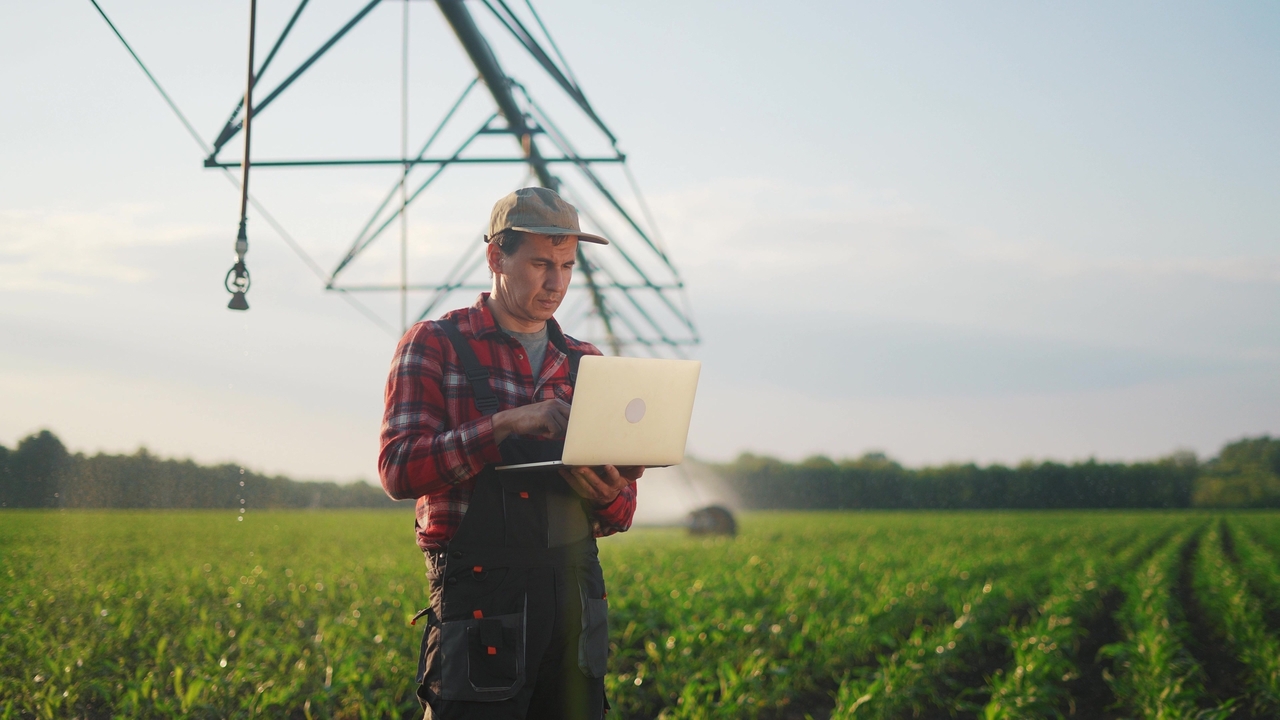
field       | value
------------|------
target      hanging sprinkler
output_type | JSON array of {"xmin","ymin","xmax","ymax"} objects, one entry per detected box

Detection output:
[{"xmin": 226, "ymin": 0, "xmax": 257, "ymax": 311}]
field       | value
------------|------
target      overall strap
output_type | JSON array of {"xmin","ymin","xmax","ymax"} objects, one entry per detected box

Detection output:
[
  {"xmin": 545, "ymin": 322, "xmax": 582, "ymax": 387},
  {"xmin": 438, "ymin": 319, "xmax": 500, "ymax": 416}
]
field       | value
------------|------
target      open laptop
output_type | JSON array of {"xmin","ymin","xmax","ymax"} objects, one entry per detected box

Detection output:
[{"xmin": 495, "ymin": 356, "xmax": 701, "ymax": 471}]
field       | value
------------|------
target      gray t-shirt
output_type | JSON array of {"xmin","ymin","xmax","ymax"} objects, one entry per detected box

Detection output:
[
  {"xmin": 502, "ymin": 325, "xmax": 588, "ymax": 546},
  {"xmin": 506, "ymin": 326, "xmax": 549, "ymax": 376}
]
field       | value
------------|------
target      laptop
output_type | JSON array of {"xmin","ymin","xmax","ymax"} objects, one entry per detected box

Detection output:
[{"xmin": 495, "ymin": 356, "xmax": 701, "ymax": 471}]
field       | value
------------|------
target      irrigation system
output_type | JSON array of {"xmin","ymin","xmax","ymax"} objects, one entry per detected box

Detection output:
[{"xmin": 92, "ymin": 0, "xmax": 699, "ymax": 357}]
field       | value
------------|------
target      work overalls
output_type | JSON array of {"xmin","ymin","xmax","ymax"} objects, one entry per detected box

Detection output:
[{"xmin": 414, "ymin": 319, "xmax": 610, "ymax": 720}]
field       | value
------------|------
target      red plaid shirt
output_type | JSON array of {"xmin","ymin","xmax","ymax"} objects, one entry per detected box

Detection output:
[{"xmin": 379, "ymin": 293, "xmax": 638, "ymax": 551}]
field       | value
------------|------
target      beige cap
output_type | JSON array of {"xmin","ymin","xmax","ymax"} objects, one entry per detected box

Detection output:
[{"xmin": 486, "ymin": 187, "xmax": 609, "ymax": 245}]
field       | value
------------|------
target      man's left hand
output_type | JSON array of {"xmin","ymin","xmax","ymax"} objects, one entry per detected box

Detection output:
[{"xmin": 560, "ymin": 465, "xmax": 644, "ymax": 506}]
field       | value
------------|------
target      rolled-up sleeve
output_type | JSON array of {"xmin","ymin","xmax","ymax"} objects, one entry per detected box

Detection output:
[
  {"xmin": 378, "ymin": 324, "xmax": 502, "ymax": 500},
  {"xmin": 590, "ymin": 481, "xmax": 637, "ymax": 538}
]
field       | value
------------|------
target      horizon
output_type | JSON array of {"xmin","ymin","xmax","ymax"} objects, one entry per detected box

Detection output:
[{"xmin": 1, "ymin": 425, "xmax": 1252, "ymax": 488}]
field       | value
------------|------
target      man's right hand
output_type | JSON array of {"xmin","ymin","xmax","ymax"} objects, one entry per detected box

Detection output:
[{"xmin": 491, "ymin": 399, "xmax": 570, "ymax": 443}]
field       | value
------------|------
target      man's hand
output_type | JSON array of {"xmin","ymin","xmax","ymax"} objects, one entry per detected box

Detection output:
[
  {"xmin": 492, "ymin": 399, "xmax": 570, "ymax": 443},
  {"xmin": 560, "ymin": 465, "xmax": 644, "ymax": 506}
]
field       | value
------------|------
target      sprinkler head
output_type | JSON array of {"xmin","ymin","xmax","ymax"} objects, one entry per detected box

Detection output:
[{"xmin": 225, "ymin": 259, "xmax": 251, "ymax": 311}]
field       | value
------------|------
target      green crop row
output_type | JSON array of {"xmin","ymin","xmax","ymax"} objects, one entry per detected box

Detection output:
[
  {"xmin": 603, "ymin": 514, "xmax": 1135, "ymax": 719},
  {"xmin": 831, "ymin": 530, "xmax": 1072, "ymax": 717},
  {"xmin": 1193, "ymin": 523, "xmax": 1280, "ymax": 714},
  {"xmin": 603, "ymin": 514, "xmax": 1022, "ymax": 718},
  {"xmin": 980, "ymin": 528, "xmax": 1157, "ymax": 719},
  {"xmin": 1099, "ymin": 523, "xmax": 1233, "ymax": 720},
  {"xmin": 1227, "ymin": 522, "xmax": 1280, "ymax": 633},
  {"xmin": 0, "ymin": 512, "xmax": 432, "ymax": 719}
]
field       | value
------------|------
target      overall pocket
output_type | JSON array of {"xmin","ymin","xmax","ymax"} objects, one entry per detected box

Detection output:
[
  {"xmin": 439, "ymin": 565, "xmax": 522, "ymax": 621},
  {"xmin": 438, "ymin": 595, "xmax": 527, "ymax": 701},
  {"xmin": 577, "ymin": 581, "xmax": 609, "ymax": 678}
]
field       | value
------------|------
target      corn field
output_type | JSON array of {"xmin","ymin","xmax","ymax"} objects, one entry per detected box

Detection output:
[{"xmin": 2, "ymin": 511, "xmax": 1278, "ymax": 718}]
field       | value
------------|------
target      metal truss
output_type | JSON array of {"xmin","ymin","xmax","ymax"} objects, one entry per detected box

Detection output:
[{"xmin": 200, "ymin": 0, "xmax": 698, "ymax": 357}]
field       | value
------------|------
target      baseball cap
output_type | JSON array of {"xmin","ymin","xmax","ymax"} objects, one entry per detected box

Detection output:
[{"xmin": 486, "ymin": 187, "xmax": 609, "ymax": 245}]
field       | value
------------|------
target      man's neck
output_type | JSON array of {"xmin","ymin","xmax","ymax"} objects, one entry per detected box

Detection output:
[{"xmin": 486, "ymin": 294, "xmax": 547, "ymax": 335}]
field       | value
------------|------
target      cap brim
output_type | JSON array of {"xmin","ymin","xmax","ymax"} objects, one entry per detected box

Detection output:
[{"xmin": 510, "ymin": 226, "xmax": 609, "ymax": 245}]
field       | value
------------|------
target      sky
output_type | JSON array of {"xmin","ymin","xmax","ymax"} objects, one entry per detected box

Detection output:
[{"xmin": 2, "ymin": 0, "xmax": 1278, "ymax": 482}]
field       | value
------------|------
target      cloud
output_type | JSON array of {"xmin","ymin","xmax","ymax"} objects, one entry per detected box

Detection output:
[
  {"xmin": 0, "ymin": 205, "xmax": 212, "ymax": 293},
  {"xmin": 649, "ymin": 177, "xmax": 1280, "ymax": 296},
  {"xmin": 687, "ymin": 364, "xmax": 1280, "ymax": 466}
]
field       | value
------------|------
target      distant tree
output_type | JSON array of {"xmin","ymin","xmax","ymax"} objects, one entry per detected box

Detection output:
[
  {"xmin": 715, "ymin": 448, "xmax": 1199, "ymax": 510},
  {"xmin": 0, "ymin": 442, "xmax": 12, "ymax": 507},
  {"xmin": 6, "ymin": 430, "xmax": 69, "ymax": 508},
  {"xmin": 1193, "ymin": 436, "xmax": 1280, "ymax": 508},
  {"xmin": 0, "ymin": 430, "xmax": 400, "ymax": 510}
]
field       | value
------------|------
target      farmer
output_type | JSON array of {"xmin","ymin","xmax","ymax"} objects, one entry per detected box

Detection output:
[{"xmin": 379, "ymin": 186, "xmax": 642, "ymax": 720}]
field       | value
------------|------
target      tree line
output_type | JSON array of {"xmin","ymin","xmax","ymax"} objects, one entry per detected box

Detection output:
[
  {"xmin": 0, "ymin": 431, "xmax": 396, "ymax": 510},
  {"xmin": 712, "ymin": 436, "xmax": 1280, "ymax": 510},
  {"xmin": 2, "ymin": 430, "xmax": 1277, "ymax": 511}
]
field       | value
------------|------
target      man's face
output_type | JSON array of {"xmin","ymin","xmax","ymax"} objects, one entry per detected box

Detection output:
[{"xmin": 490, "ymin": 233, "xmax": 578, "ymax": 324}]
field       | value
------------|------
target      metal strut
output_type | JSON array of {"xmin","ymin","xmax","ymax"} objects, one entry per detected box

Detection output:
[
  {"xmin": 225, "ymin": 0, "xmax": 257, "ymax": 311},
  {"xmin": 87, "ymin": 0, "xmax": 394, "ymax": 333},
  {"xmin": 435, "ymin": 0, "xmax": 621, "ymax": 355},
  {"xmin": 95, "ymin": 0, "xmax": 698, "ymax": 350}
]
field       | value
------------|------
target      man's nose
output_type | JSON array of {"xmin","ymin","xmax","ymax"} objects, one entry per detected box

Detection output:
[{"xmin": 545, "ymin": 267, "xmax": 570, "ymax": 292}]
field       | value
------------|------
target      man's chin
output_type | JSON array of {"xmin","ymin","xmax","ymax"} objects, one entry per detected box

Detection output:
[{"xmin": 531, "ymin": 301, "xmax": 562, "ymax": 318}]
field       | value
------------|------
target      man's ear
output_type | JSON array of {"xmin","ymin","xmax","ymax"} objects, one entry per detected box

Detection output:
[{"xmin": 485, "ymin": 241, "xmax": 503, "ymax": 276}]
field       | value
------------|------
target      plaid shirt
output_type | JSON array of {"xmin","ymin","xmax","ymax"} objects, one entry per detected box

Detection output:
[{"xmin": 379, "ymin": 293, "xmax": 638, "ymax": 551}]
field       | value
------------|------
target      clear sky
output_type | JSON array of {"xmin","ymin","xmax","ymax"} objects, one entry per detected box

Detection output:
[{"xmin": 2, "ymin": 0, "xmax": 1277, "ymax": 481}]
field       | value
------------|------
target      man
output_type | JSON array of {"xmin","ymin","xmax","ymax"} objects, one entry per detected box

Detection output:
[{"xmin": 380, "ymin": 187, "xmax": 643, "ymax": 719}]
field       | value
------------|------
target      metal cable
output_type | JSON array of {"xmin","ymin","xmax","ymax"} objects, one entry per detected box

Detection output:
[
  {"xmin": 329, "ymin": 78, "xmax": 480, "ymax": 281},
  {"xmin": 523, "ymin": 0, "xmax": 581, "ymax": 91},
  {"xmin": 620, "ymin": 162, "xmax": 701, "ymax": 336},
  {"xmin": 88, "ymin": 0, "xmax": 210, "ymax": 156},
  {"xmin": 479, "ymin": 0, "xmax": 616, "ymax": 145},
  {"xmin": 214, "ymin": 0, "xmax": 311, "ymax": 162},
  {"xmin": 225, "ymin": 0, "xmax": 257, "ymax": 309},
  {"xmin": 400, "ymin": 0, "xmax": 410, "ymax": 333},
  {"xmin": 86, "ymin": 0, "xmax": 395, "ymax": 335},
  {"xmin": 621, "ymin": 162, "xmax": 670, "ymax": 256}
]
